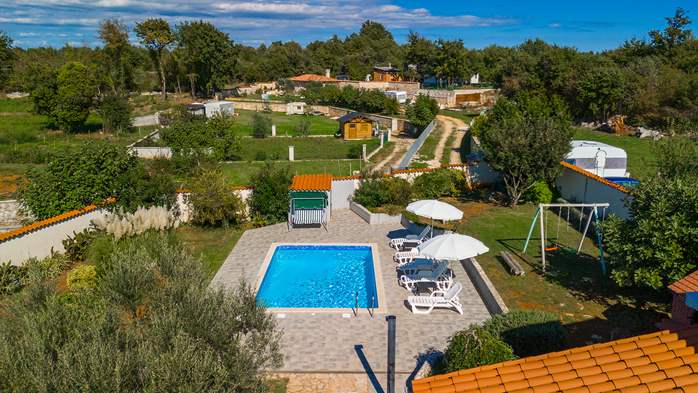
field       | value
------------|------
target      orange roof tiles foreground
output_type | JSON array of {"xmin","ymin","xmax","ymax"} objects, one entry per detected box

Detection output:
[
  {"xmin": 413, "ymin": 327, "xmax": 698, "ymax": 393},
  {"xmin": 290, "ymin": 174, "xmax": 332, "ymax": 191},
  {"xmin": 670, "ymin": 271, "xmax": 698, "ymax": 294}
]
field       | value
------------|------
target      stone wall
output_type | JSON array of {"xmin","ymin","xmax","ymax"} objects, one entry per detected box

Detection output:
[
  {"xmin": 462, "ymin": 258, "xmax": 508, "ymax": 315},
  {"xmin": 349, "ymin": 202, "xmax": 402, "ymax": 225}
]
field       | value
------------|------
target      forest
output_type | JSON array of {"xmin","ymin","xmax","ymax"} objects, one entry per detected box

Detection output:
[{"xmin": 0, "ymin": 8, "xmax": 697, "ymax": 133}]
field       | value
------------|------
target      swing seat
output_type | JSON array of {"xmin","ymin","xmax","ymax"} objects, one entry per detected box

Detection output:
[{"xmin": 545, "ymin": 246, "xmax": 559, "ymax": 252}]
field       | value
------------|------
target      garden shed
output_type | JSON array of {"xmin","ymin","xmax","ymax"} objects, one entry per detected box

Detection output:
[
  {"xmin": 288, "ymin": 174, "xmax": 332, "ymax": 230},
  {"xmin": 338, "ymin": 112, "xmax": 374, "ymax": 140}
]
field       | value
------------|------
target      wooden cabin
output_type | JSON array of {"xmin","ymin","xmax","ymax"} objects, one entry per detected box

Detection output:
[
  {"xmin": 338, "ymin": 112, "xmax": 374, "ymax": 140},
  {"xmin": 373, "ymin": 66, "xmax": 402, "ymax": 82}
]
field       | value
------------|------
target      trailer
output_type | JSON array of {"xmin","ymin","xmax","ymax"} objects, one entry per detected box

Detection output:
[{"xmin": 564, "ymin": 140, "xmax": 629, "ymax": 178}]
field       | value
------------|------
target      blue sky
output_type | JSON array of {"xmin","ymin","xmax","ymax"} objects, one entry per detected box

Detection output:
[{"xmin": 1, "ymin": 1, "xmax": 695, "ymax": 51}]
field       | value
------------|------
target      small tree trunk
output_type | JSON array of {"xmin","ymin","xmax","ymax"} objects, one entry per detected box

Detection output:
[{"xmin": 158, "ymin": 51, "xmax": 167, "ymax": 99}]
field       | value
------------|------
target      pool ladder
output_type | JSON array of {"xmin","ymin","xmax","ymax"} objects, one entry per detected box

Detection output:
[{"xmin": 353, "ymin": 292, "xmax": 376, "ymax": 319}]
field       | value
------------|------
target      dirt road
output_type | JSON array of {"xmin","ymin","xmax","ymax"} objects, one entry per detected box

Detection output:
[{"xmin": 429, "ymin": 115, "xmax": 468, "ymax": 166}]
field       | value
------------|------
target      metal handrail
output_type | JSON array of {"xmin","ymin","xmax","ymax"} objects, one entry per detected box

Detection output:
[
  {"xmin": 369, "ymin": 295, "xmax": 375, "ymax": 319},
  {"xmin": 353, "ymin": 292, "xmax": 359, "ymax": 317}
]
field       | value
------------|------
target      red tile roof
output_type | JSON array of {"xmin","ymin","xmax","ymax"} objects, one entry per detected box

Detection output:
[
  {"xmin": 560, "ymin": 161, "xmax": 630, "ymax": 194},
  {"xmin": 413, "ymin": 327, "xmax": 698, "ymax": 393},
  {"xmin": 0, "ymin": 198, "xmax": 115, "ymax": 244},
  {"xmin": 669, "ymin": 271, "xmax": 698, "ymax": 294},
  {"xmin": 289, "ymin": 74, "xmax": 338, "ymax": 82},
  {"xmin": 290, "ymin": 174, "xmax": 332, "ymax": 191}
]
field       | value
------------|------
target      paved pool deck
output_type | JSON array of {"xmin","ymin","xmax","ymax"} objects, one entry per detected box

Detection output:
[{"xmin": 210, "ymin": 209, "xmax": 492, "ymax": 390}]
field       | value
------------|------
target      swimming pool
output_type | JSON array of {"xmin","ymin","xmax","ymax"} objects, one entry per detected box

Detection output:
[{"xmin": 256, "ymin": 244, "xmax": 382, "ymax": 310}]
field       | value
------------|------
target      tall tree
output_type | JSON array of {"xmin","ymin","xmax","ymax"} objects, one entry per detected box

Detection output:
[
  {"xmin": 98, "ymin": 19, "xmax": 133, "ymax": 94},
  {"xmin": 650, "ymin": 8, "xmax": 693, "ymax": 52},
  {"xmin": 478, "ymin": 95, "xmax": 573, "ymax": 205},
  {"xmin": 53, "ymin": 62, "xmax": 97, "ymax": 131},
  {"xmin": 135, "ymin": 18, "xmax": 174, "ymax": 98},
  {"xmin": 176, "ymin": 21, "xmax": 236, "ymax": 95},
  {"xmin": 0, "ymin": 31, "xmax": 15, "ymax": 90},
  {"xmin": 404, "ymin": 31, "xmax": 436, "ymax": 82}
]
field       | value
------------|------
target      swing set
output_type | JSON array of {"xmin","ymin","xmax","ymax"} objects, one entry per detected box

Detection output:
[{"xmin": 523, "ymin": 203, "xmax": 609, "ymax": 274}]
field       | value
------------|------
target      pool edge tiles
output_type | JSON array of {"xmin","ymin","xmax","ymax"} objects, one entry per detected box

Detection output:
[{"xmin": 254, "ymin": 243, "xmax": 386, "ymax": 315}]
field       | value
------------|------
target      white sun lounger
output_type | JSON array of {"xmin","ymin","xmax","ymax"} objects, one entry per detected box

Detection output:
[
  {"xmin": 389, "ymin": 226, "xmax": 431, "ymax": 250},
  {"xmin": 408, "ymin": 282, "xmax": 463, "ymax": 315},
  {"xmin": 393, "ymin": 249, "xmax": 421, "ymax": 265},
  {"xmin": 399, "ymin": 261, "xmax": 451, "ymax": 291}
]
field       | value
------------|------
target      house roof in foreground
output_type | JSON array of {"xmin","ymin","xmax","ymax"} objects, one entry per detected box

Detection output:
[
  {"xmin": 669, "ymin": 271, "xmax": 698, "ymax": 294},
  {"xmin": 413, "ymin": 326, "xmax": 698, "ymax": 393},
  {"xmin": 289, "ymin": 174, "xmax": 332, "ymax": 191}
]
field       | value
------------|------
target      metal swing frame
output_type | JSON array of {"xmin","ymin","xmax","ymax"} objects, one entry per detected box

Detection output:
[{"xmin": 522, "ymin": 203, "xmax": 609, "ymax": 273}]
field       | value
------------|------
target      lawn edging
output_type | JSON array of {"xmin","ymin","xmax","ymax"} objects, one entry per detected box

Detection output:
[
  {"xmin": 462, "ymin": 257, "xmax": 508, "ymax": 315},
  {"xmin": 349, "ymin": 201, "xmax": 402, "ymax": 225}
]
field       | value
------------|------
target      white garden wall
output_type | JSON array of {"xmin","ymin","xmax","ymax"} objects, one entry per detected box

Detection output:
[{"xmin": 555, "ymin": 166, "xmax": 631, "ymax": 219}]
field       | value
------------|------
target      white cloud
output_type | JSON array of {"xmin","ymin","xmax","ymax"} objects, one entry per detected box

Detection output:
[
  {"xmin": 3, "ymin": 0, "xmax": 517, "ymax": 47},
  {"xmin": 549, "ymin": 23, "xmax": 561, "ymax": 28}
]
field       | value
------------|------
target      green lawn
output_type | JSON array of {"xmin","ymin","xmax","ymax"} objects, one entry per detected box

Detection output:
[
  {"xmin": 232, "ymin": 109, "xmax": 338, "ymax": 136},
  {"xmin": 573, "ymin": 128, "xmax": 658, "ymax": 179},
  {"xmin": 439, "ymin": 109, "xmax": 478, "ymax": 123},
  {"xmin": 426, "ymin": 198, "xmax": 670, "ymax": 346},
  {"xmin": 0, "ymin": 98, "xmax": 141, "ymax": 164},
  {"xmin": 235, "ymin": 137, "xmax": 379, "ymax": 161},
  {"xmin": 217, "ymin": 159, "xmax": 366, "ymax": 186},
  {"xmin": 175, "ymin": 225, "xmax": 245, "ymax": 280}
]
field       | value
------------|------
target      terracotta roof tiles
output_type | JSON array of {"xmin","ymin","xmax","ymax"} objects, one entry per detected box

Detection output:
[
  {"xmin": 289, "ymin": 173, "xmax": 332, "ymax": 191},
  {"xmin": 413, "ymin": 327, "xmax": 698, "ymax": 393},
  {"xmin": 669, "ymin": 271, "xmax": 698, "ymax": 294}
]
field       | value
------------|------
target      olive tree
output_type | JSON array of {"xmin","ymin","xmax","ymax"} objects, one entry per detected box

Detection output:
[{"xmin": 478, "ymin": 95, "xmax": 573, "ymax": 206}]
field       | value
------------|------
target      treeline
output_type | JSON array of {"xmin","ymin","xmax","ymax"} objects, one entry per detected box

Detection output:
[{"xmin": 1, "ymin": 9, "xmax": 697, "ymax": 132}]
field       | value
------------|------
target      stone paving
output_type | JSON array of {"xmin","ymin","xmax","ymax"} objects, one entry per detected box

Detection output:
[{"xmin": 211, "ymin": 210, "xmax": 492, "ymax": 390}]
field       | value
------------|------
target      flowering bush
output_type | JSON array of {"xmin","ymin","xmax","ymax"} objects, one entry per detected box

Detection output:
[{"xmin": 92, "ymin": 206, "xmax": 177, "ymax": 240}]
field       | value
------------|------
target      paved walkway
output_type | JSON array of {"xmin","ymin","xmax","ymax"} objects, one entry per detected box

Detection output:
[{"xmin": 211, "ymin": 210, "xmax": 491, "ymax": 388}]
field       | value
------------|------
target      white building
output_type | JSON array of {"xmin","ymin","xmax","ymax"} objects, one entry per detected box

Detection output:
[
  {"xmin": 564, "ymin": 140, "xmax": 629, "ymax": 178},
  {"xmin": 286, "ymin": 102, "xmax": 307, "ymax": 115},
  {"xmin": 384, "ymin": 90, "xmax": 407, "ymax": 104},
  {"xmin": 200, "ymin": 101, "xmax": 234, "ymax": 118}
]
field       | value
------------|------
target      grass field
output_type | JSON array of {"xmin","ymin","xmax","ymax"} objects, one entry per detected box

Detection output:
[
  {"xmin": 235, "ymin": 136, "xmax": 379, "ymax": 161},
  {"xmin": 175, "ymin": 225, "xmax": 245, "ymax": 280},
  {"xmin": 232, "ymin": 109, "xmax": 338, "ymax": 136},
  {"xmin": 0, "ymin": 98, "xmax": 141, "ymax": 164},
  {"xmin": 437, "ymin": 198, "xmax": 671, "ymax": 345},
  {"xmin": 216, "ymin": 159, "xmax": 367, "ymax": 185},
  {"xmin": 573, "ymin": 128, "xmax": 658, "ymax": 179}
]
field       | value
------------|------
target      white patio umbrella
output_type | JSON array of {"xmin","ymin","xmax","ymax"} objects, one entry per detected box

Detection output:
[
  {"xmin": 406, "ymin": 200, "xmax": 463, "ymax": 237},
  {"xmin": 417, "ymin": 233, "xmax": 489, "ymax": 261}
]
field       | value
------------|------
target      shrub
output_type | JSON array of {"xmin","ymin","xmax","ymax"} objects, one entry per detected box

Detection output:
[
  {"xmin": 413, "ymin": 170, "xmax": 461, "ymax": 199},
  {"xmin": 98, "ymin": 94, "xmax": 132, "ymax": 133},
  {"xmin": 188, "ymin": 169, "xmax": 246, "ymax": 227},
  {"xmin": 347, "ymin": 144, "xmax": 363, "ymax": 159},
  {"xmin": 0, "ymin": 233, "xmax": 283, "ymax": 391},
  {"xmin": 353, "ymin": 173, "xmax": 411, "ymax": 209},
  {"xmin": 440, "ymin": 326, "xmax": 516, "ymax": 373},
  {"xmin": 483, "ymin": 310, "xmax": 567, "ymax": 357},
  {"xmin": 297, "ymin": 116, "xmax": 311, "ymax": 137},
  {"xmin": 66, "ymin": 265, "xmax": 97, "ymax": 290},
  {"xmin": 522, "ymin": 181, "xmax": 554, "ymax": 204},
  {"xmin": 17, "ymin": 142, "xmax": 177, "ymax": 219},
  {"xmin": 0, "ymin": 262, "xmax": 26, "ymax": 295},
  {"xmin": 63, "ymin": 229, "xmax": 100, "ymax": 262},
  {"xmin": 250, "ymin": 162, "xmax": 292, "ymax": 223},
  {"xmin": 92, "ymin": 205, "xmax": 178, "ymax": 239},
  {"xmin": 252, "ymin": 112, "xmax": 271, "ymax": 138},
  {"xmin": 255, "ymin": 151, "xmax": 268, "ymax": 161}
]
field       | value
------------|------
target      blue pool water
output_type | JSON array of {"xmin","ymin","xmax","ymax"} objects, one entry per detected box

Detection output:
[
  {"xmin": 256, "ymin": 245, "xmax": 378, "ymax": 308},
  {"xmin": 605, "ymin": 176, "xmax": 640, "ymax": 188}
]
